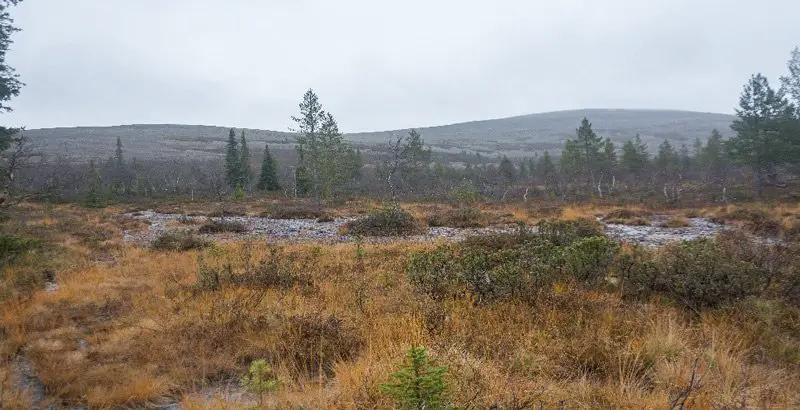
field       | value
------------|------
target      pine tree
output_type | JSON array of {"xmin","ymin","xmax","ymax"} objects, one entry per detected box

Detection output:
[
  {"xmin": 728, "ymin": 73, "xmax": 797, "ymax": 194},
  {"xmin": 602, "ymin": 138, "xmax": 617, "ymax": 176},
  {"xmin": 225, "ymin": 128, "xmax": 240, "ymax": 188},
  {"xmin": 257, "ymin": 143, "xmax": 281, "ymax": 191},
  {"xmin": 518, "ymin": 160, "xmax": 529, "ymax": 181},
  {"xmin": 292, "ymin": 89, "xmax": 358, "ymax": 200},
  {"xmin": 498, "ymin": 155, "xmax": 515, "ymax": 183},
  {"xmin": 380, "ymin": 346, "xmax": 450, "ymax": 410},
  {"xmin": 111, "ymin": 137, "xmax": 126, "ymax": 195},
  {"xmin": 238, "ymin": 129, "xmax": 252, "ymax": 188},
  {"xmin": 560, "ymin": 139, "xmax": 582, "ymax": 180},
  {"xmin": 655, "ymin": 139, "xmax": 679, "ymax": 176},
  {"xmin": 538, "ymin": 150, "xmax": 557, "ymax": 192},
  {"xmin": 621, "ymin": 134, "xmax": 650, "ymax": 179},
  {"xmin": 84, "ymin": 159, "xmax": 103, "ymax": 208},
  {"xmin": 575, "ymin": 117, "xmax": 604, "ymax": 189},
  {"xmin": 780, "ymin": 46, "xmax": 800, "ymax": 115}
]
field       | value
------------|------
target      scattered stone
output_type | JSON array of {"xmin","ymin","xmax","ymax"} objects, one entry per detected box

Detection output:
[{"xmin": 123, "ymin": 211, "xmax": 730, "ymax": 248}]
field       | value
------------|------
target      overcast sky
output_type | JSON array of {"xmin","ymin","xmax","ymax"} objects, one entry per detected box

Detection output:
[{"xmin": 5, "ymin": 0, "xmax": 800, "ymax": 132}]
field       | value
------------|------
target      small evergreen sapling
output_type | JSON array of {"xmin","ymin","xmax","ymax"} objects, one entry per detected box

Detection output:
[
  {"xmin": 240, "ymin": 359, "xmax": 280, "ymax": 407},
  {"xmin": 381, "ymin": 346, "xmax": 451, "ymax": 410}
]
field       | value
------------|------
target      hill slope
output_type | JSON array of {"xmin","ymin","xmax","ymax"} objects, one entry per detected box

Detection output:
[{"xmin": 23, "ymin": 109, "xmax": 735, "ymax": 160}]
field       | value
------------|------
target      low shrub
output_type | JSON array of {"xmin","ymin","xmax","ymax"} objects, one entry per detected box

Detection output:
[
  {"xmin": 198, "ymin": 219, "xmax": 248, "ymax": 234},
  {"xmin": 0, "ymin": 234, "xmax": 39, "ymax": 262},
  {"xmin": 261, "ymin": 203, "xmax": 330, "ymax": 221},
  {"xmin": 619, "ymin": 238, "xmax": 765, "ymax": 312},
  {"xmin": 447, "ymin": 180, "xmax": 480, "ymax": 204},
  {"xmin": 344, "ymin": 207, "xmax": 426, "ymax": 237},
  {"xmin": 537, "ymin": 217, "xmax": 605, "ymax": 246},
  {"xmin": 561, "ymin": 236, "xmax": 620, "ymax": 284},
  {"xmin": 150, "ymin": 231, "xmax": 210, "ymax": 252},
  {"xmin": 426, "ymin": 208, "xmax": 487, "ymax": 228},
  {"xmin": 459, "ymin": 224, "xmax": 538, "ymax": 250}
]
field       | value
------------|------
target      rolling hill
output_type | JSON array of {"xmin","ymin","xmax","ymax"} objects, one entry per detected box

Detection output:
[{"xmin": 23, "ymin": 109, "xmax": 736, "ymax": 161}]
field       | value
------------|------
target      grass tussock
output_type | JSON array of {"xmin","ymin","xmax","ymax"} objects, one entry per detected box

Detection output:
[
  {"xmin": 1, "ymin": 202, "xmax": 800, "ymax": 408},
  {"xmin": 604, "ymin": 208, "xmax": 652, "ymax": 226},
  {"xmin": 660, "ymin": 216, "xmax": 691, "ymax": 228}
]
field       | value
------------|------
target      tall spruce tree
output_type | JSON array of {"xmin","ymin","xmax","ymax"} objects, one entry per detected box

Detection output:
[
  {"xmin": 257, "ymin": 143, "xmax": 281, "ymax": 191},
  {"xmin": 111, "ymin": 137, "xmax": 126, "ymax": 195},
  {"xmin": 238, "ymin": 130, "xmax": 252, "ymax": 188},
  {"xmin": 225, "ymin": 128, "xmax": 240, "ymax": 188},
  {"xmin": 575, "ymin": 117, "xmax": 603, "ymax": 189}
]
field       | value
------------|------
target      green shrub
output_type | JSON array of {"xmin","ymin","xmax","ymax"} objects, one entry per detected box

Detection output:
[
  {"xmin": 447, "ymin": 180, "xmax": 479, "ymax": 204},
  {"xmin": 459, "ymin": 223, "xmax": 537, "ymax": 250},
  {"xmin": 407, "ymin": 235, "xmax": 561, "ymax": 303},
  {"xmin": 381, "ymin": 346, "xmax": 451, "ymax": 410},
  {"xmin": 407, "ymin": 246, "xmax": 458, "ymax": 300},
  {"xmin": 344, "ymin": 207, "xmax": 425, "ymax": 237},
  {"xmin": 198, "ymin": 219, "xmax": 248, "ymax": 234},
  {"xmin": 150, "ymin": 231, "xmax": 209, "ymax": 252},
  {"xmin": 561, "ymin": 236, "xmax": 620, "ymax": 284},
  {"xmin": 537, "ymin": 217, "xmax": 605, "ymax": 246},
  {"xmin": 426, "ymin": 207, "xmax": 487, "ymax": 228},
  {"xmin": 0, "ymin": 234, "xmax": 39, "ymax": 262},
  {"xmin": 619, "ymin": 239, "xmax": 765, "ymax": 312}
]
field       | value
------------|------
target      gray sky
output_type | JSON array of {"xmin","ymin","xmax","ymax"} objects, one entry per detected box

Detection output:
[{"xmin": 5, "ymin": 0, "xmax": 800, "ymax": 132}]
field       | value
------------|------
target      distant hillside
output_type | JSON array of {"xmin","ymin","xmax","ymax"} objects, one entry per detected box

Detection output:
[{"xmin": 23, "ymin": 109, "xmax": 736, "ymax": 160}]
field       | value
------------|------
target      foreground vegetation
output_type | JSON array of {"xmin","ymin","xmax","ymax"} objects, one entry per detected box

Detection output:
[{"xmin": 0, "ymin": 200, "xmax": 799, "ymax": 409}]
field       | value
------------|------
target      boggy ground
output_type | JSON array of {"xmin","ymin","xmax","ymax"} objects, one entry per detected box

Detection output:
[{"xmin": 1, "ymin": 201, "xmax": 799, "ymax": 409}]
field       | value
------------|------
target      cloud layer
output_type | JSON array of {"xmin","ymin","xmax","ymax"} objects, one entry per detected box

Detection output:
[{"xmin": 6, "ymin": 0, "xmax": 799, "ymax": 131}]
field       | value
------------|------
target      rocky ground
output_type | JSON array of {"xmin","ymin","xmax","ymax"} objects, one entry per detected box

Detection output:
[{"xmin": 123, "ymin": 211, "xmax": 730, "ymax": 247}]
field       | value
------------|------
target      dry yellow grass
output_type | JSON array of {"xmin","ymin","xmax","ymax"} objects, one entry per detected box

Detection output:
[{"xmin": 1, "ymin": 202, "xmax": 799, "ymax": 408}]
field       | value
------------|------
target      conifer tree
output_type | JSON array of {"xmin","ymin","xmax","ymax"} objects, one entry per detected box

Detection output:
[
  {"xmin": 380, "ymin": 346, "xmax": 450, "ymax": 410},
  {"xmin": 498, "ymin": 155, "xmax": 515, "ymax": 183},
  {"xmin": 84, "ymin": 159, "xmax": 103, "ymax": 208},
  {"xmin": 238, "ymin": 129, "xmax": 252, "ymax": 188},
  {"xmin": 257, "ymin": 143, "xmax": 281, "ymax": 191},
  {"xmin": 728, "ymin": 73, "xmax": 797, "ymax": 194},
  {"xmin": 575, "ymin": 117, "xmax": 603, "ymax": 189},
  {"xmin": 225, "ymin": 128, "xmax": 240, "ymax": 188}
]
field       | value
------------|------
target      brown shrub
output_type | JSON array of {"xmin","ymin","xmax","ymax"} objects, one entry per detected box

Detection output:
[
  {"xmin": 344, "ymin": 208, "xmax": 426, "ymax": 237},
  {"xmin": 198, "ymin": 220, "xmax": 248, "ymax": 234},
  {"xmin": 277, "ymin": 313, "xmax": 363, "ymax": 376},
  {"xmin": 426, "ymin": 208, "xmax": 488, "ymax": 228},
  {"xmin": 261, "ymin": 202, "xmax": 330, "ymax": 221}
]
